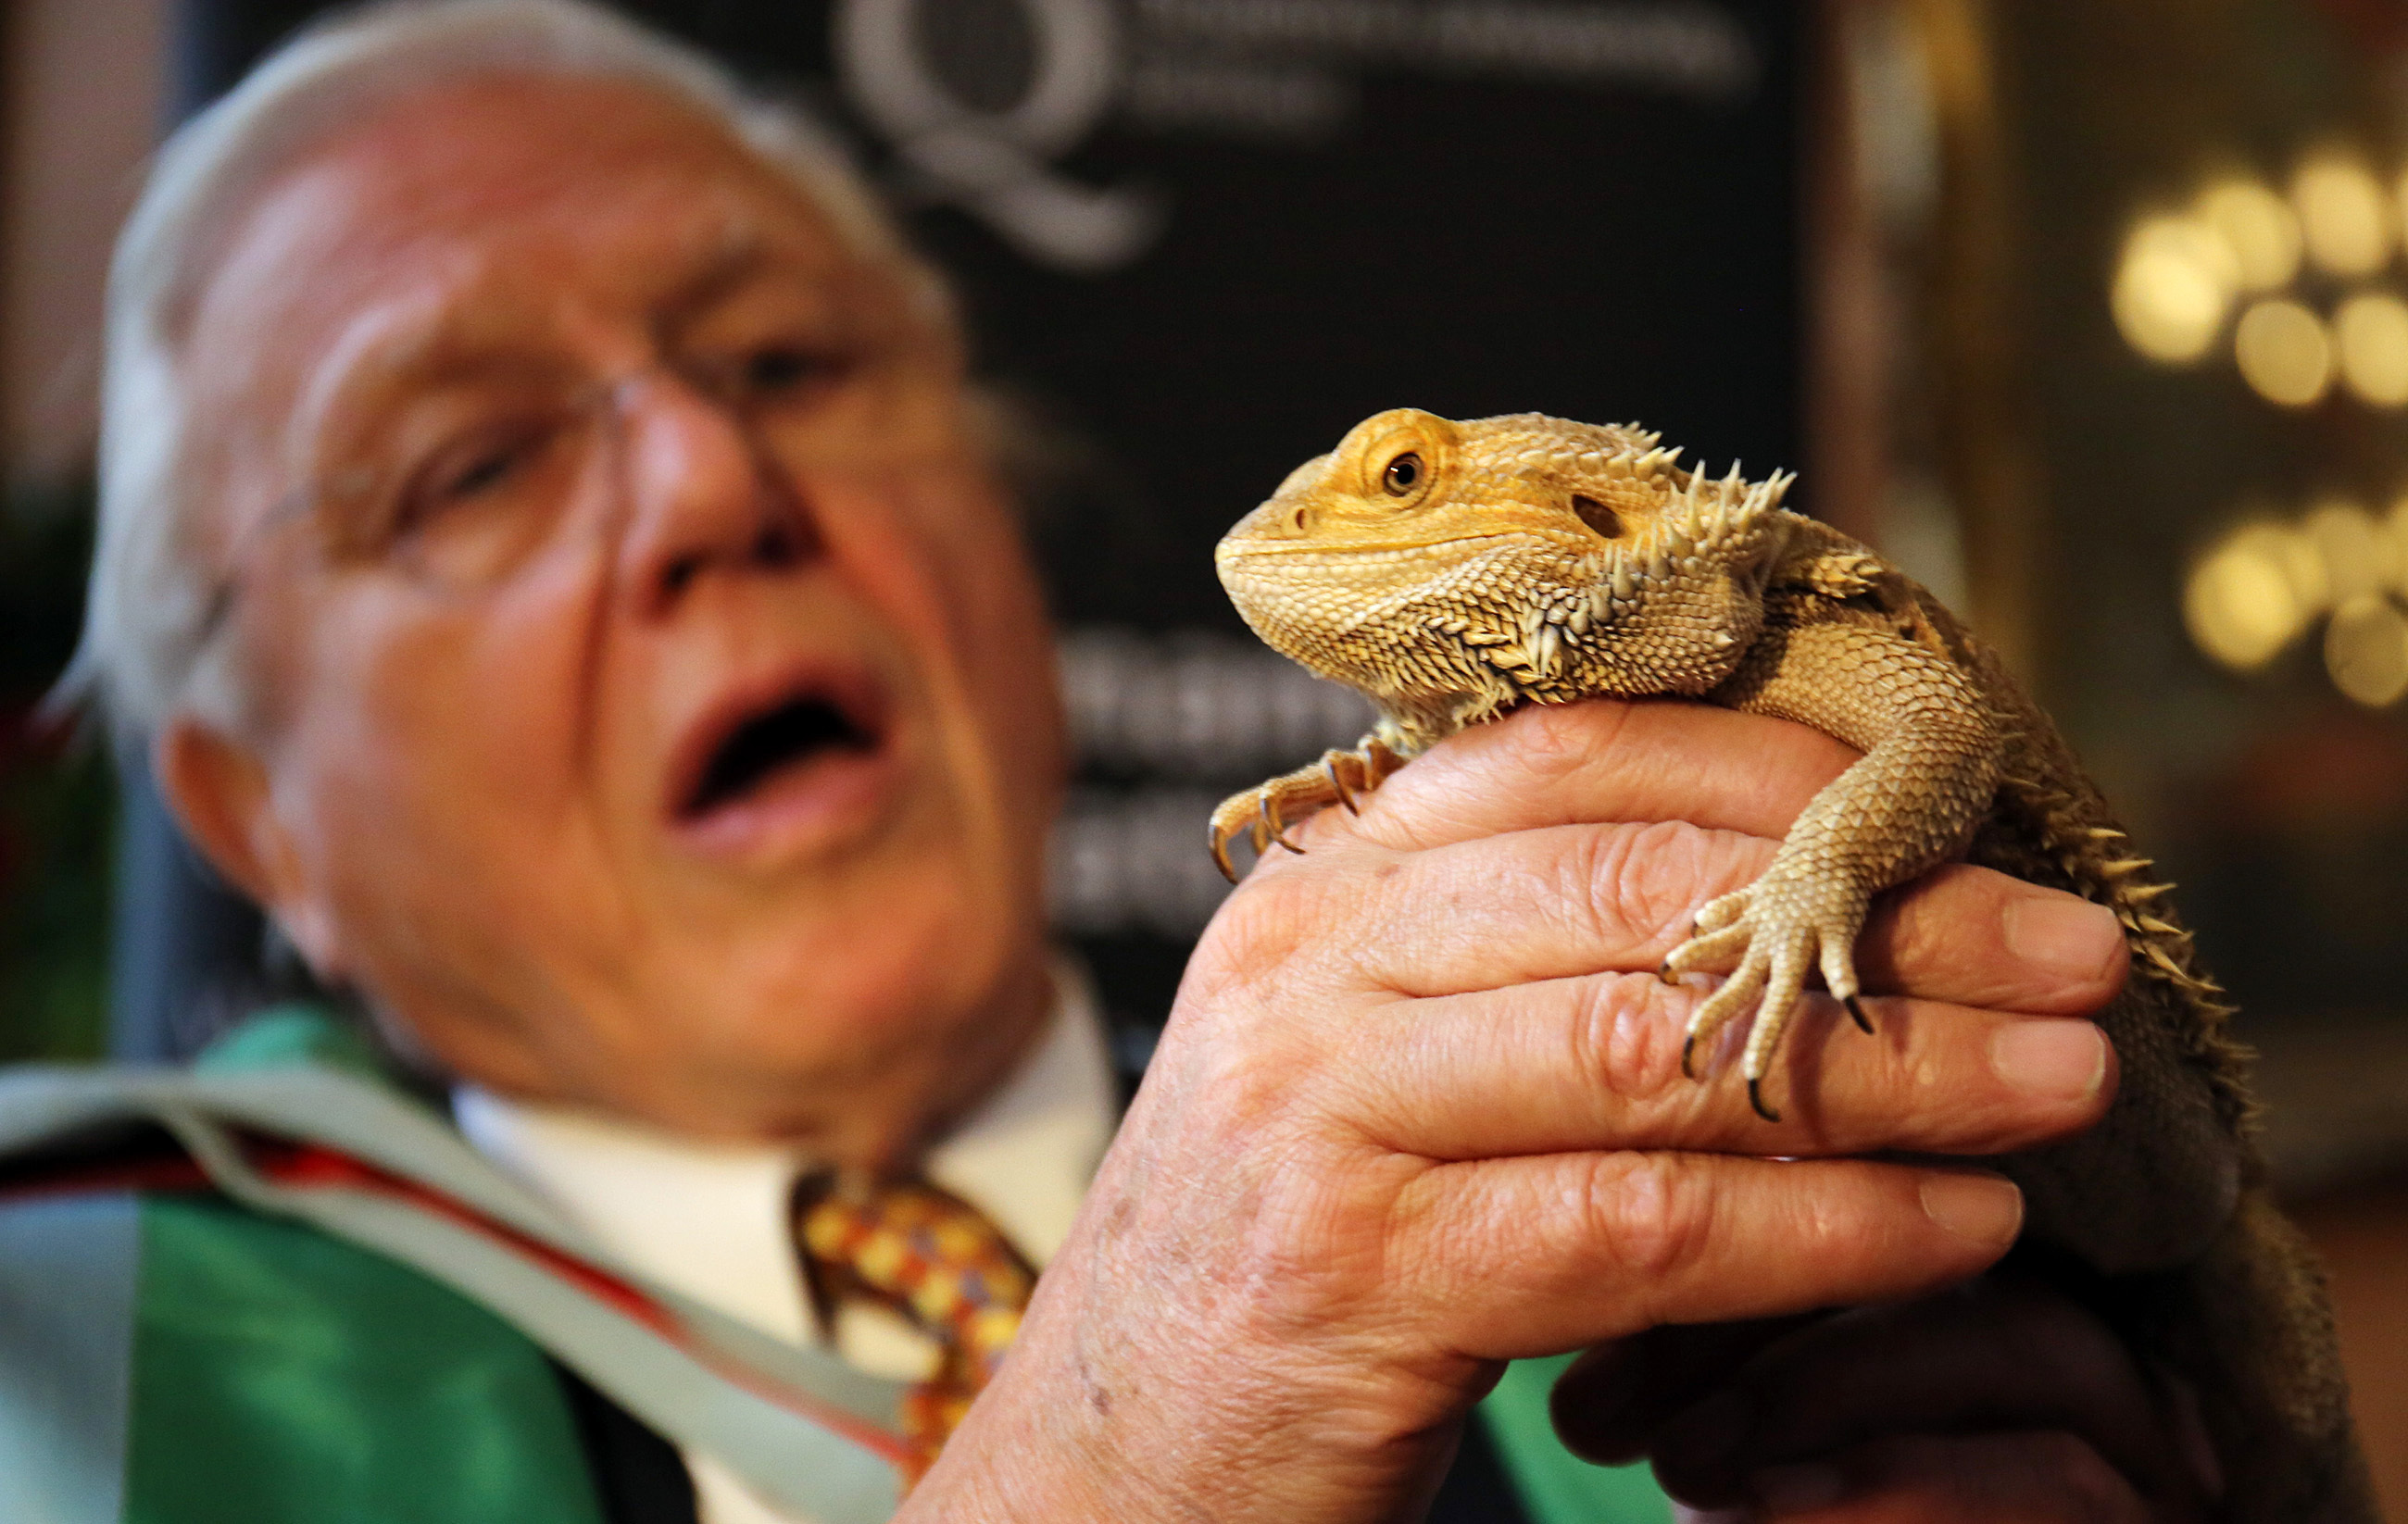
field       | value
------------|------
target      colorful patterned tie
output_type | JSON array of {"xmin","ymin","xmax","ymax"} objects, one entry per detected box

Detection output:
[{"xmin": 794, "ymin": 1173, "xmax": 1035, "ymax": 1478}]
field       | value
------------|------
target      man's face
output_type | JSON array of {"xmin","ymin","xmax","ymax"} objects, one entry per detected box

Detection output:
[{"xmin": 171, "ymin": 76, "xmax": 1065, "ymax": 1156}]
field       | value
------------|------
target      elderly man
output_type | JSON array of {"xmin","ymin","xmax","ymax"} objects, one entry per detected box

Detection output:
[{"xmin": 1, "ymin": 2, "xmax": 2217, "ymax": 1520}]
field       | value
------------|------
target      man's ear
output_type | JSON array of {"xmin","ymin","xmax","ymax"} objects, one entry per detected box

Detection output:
[{"xmin": 154, "ymin": 718, "xmax": 345, "ymax": 977}]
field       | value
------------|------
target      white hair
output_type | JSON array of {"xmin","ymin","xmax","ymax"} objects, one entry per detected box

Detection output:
[{"xmin": 63, "ymin": 0, "xmax": 932, "ymax": 736}]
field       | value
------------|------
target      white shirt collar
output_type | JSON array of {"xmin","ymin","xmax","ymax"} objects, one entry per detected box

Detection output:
[{"xmin": 452, "ymin": 955, "xmax": 1119, "ymax": 1352}]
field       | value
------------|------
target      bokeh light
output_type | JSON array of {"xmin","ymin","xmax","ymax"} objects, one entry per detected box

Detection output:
[
  {"xmin": 2234, "ymin": 298, "xmax": 2334, "ymax": 405},
  {"xmin": 2336, "ymin": 292, "xmax": 2408, "ymax": 405},
  {"xmin": 2185, "ymin": 500, "xmax": 2408, "ymax": 704},
  {"xmin": 2185, "ymin": 522, "xmax": 2315, "ymax": 669},
  {"xmin": 2113, "ymin": 215, "xmax": 2239, "ymax": 363},
  {"xmin": 2390, "ymin": 493, "xmax": 2408, "ymax": 593},
  {"xmin": 2276, "ymin": 514, "xmax": 2336, "ymax": 610},
  {"xmin": 2303, "ymin": 498, "xmax": 2397, "ymax": 602},
  {"xmin": 2324, "ymin": 593, "xmax": 2408, "ymax": 706},
  {"xmin": 2198, "ymin": 178, "xmax": 2302, "ymax": 291},
  {"xmin": 2292, "ymin": 151, "xmax": 2394, "ymax": 277}
]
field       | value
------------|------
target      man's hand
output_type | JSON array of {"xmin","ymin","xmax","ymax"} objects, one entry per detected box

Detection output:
[
  {"xmin": 910, "ymin": 700, "xmax": 2130, "ymax": 1522},
  {"xmin": 1551, "ymin": 1277, "xmax": 2221, "ymax": 1522}
]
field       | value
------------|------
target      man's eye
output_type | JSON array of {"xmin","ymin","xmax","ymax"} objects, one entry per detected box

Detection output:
[
  {"xmin": 430, "ymin": 434, "xmax": 539, "ymax": 506},
  {"xmin": 743, "ymin": 345, "xmax": 844, "ymax": 395},
  {"xmin": 390, "ymin": 430, "xmax": 543, "ymax": 536},
  {"xmin": 443, "ymin": 445, "xmax": 526, "ymax": 500}
]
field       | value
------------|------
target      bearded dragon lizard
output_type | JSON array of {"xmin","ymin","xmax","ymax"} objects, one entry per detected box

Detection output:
[{"xmin": 1208, "ymin": 408, "xmax": 2375, "ymax": 1521}]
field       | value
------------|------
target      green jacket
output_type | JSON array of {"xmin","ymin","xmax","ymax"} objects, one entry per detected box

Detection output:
[{"xmin": 0, "ymin": 1009, "xmax": 1669, "ymax": 1524}]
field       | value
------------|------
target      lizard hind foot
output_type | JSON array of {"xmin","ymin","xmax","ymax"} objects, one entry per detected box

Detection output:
[{"xmin": 1663, "ymin": 869, "xmax": 1873, "ymax": 1122}]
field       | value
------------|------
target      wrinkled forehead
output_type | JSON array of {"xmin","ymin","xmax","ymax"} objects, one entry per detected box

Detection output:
[
  {"xmin": 176, "ymin": 73, "xmax": 917, "ymax": 504},
  {"xmin": 187, "ymin": 71, "xmax": 874, "ymax": 327}
]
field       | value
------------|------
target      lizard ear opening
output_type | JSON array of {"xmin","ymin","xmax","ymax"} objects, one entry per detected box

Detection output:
[{"xmin": 1572, "ymin": 493, "xmax": 1623, "ymax": 539}]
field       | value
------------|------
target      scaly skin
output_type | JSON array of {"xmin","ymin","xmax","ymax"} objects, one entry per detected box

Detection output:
[{"xmin": 1210, "ymin": 408, "xmax": 2377, "ymax": 1522}]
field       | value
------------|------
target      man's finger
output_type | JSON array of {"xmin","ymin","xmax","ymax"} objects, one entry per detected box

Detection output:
[
  {"xmin": 1282, "ymin": 817, "xmax": 2126, "ymax": 1018},
  {"xmin": 1298, "ymin": 817, "xmax": 1779, "ymax": 996},
  {"xmin": 1550, "ymin": 1318, "xmax": 1819, "ymax": 1464},
  {"xmin": 1724, "ymin": 1433, "xmax": 2155, "ymax": 1524},
  {"xmin": 1859, "ymin": 866, "xmax": 2131, "ymax": 1017},
  {"xmin": 1394, "ymin": 1153, "xmax": 2023, "ymax": 1358},
  {"xmin": 1336, "ymin": 699, "xmax": 1858, "ymax": 852},
  {"xmin": 1643, "ymin": 1283, "xmax": 2214, "ymax": 1515},
  {"xmin": 1337, "ymin": 972, "xmax": 2113, "ymax": 1160}
]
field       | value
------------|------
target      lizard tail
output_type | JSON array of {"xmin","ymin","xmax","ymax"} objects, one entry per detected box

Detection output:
[{"xmin": 2154, "ymin": 1192, "xmax": 2379, "ymax": 1523}]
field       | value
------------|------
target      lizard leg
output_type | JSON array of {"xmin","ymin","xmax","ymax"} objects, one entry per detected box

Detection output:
[
  {"xmin": 1208, "ymin": 737, "xmax": 1405, "ymax": 881},
  {"xmin": 1683, "ymin": 616, "xmax": 2001, "ymax": 1118}
]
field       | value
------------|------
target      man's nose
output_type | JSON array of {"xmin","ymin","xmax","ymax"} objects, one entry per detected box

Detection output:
[{"xmin": 610, "ymin": 374, "xmax": 821, "ymax": 613}]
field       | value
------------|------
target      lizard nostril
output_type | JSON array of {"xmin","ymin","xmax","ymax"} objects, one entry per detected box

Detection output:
[
  {"xmin": 1291, "ymin": 507, "xmax": 1308, "ymax": 531},
  {"xmin": 1572, "ymin": 493, "xmax": 1623, "ymax": 539}
]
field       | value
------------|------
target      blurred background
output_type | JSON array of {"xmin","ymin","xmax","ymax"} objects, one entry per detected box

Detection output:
[{"xmin": 5, "ymin": 0, "xmax": 2408, "ymax": 1504}]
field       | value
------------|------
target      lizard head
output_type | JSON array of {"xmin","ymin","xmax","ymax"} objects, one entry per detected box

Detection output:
[{"xmin": 1216, "ymin": 408, "xmax": 1798, "ymax": 725}]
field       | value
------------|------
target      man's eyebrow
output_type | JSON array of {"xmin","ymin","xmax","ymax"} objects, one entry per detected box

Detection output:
[
  {"xmin": 282, "ymin": 292, "xmax": 471, "ymax": 455},
  {"xmin": 658, "ymin": 225, "xmax": 778, "ymax": 323},
  {"xmin": 284, "ymin": 287, "xmax": 571, "ymax": 466},
  {"xmin": 335, "ymin": 311, "xmax": 488, "ymax": 391}
]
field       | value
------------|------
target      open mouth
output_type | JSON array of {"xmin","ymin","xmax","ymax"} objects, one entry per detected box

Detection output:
[{"xmin": 676, "ymin": 683, "xmax": 885, "ymax": 823}]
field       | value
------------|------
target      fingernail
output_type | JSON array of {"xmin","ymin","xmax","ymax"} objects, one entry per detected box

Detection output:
[
  {"xmin": 1919, "ymin": 1171, "xmax": 2023, "ymax": 1246},
  {"xmin": 2002, "ymin": 896, "xmax": 2123, "ymax": 981},
  {"xmin": 1751, "ymin": 1463, "xmax": 1845, "ymax": 1513},
  {"xmin": 1988, "ymin": 1019, "xmax": 2107, "ymax": 1102},
  {"xmin": 1655, "ymin": 1390, "xmax": 1751, "ymax": 1472}
]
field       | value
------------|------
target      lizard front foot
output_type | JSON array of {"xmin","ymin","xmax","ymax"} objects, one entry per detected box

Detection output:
[
  {"xmin": 1659, "ymin": 866, "xmax": 1874, "ymax": 1121},
  {"xmin": 1209, "ymin": 737, "xmax": 1403, "ymax": 881}
]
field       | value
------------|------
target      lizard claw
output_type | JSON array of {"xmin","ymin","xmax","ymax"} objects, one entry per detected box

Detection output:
[
  {"xmin": 1748, "ymin": 1078, "xmax": 1781, "ymax": 1123},
  {"xmin": 1208, "ymin": 735, "xmax": 1409, "ymax": 881},
  {"xmin": 1323, "ymin": 751, "xmax": 1361, "ymax": 815},
  {"xmin": 1843, "ymin": 994, "xmax": 1875, "ymax": 1035},
  {"xmin": 1260, "ymin": 790, "xmax": 1307, "ymax": 857},
  {"xmin": 1209, "ymin": 810, "xmax": 1245, "ymax": 883}
]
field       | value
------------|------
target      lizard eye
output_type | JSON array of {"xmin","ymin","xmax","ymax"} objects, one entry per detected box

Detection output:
[{"xmin": 1381, "ymin": 452, "xmax": 1424, "ymax": 496}]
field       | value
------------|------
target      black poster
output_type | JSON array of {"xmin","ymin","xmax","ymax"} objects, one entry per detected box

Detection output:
[{"xmin": 158, "ymin": 0, "xmax": 1800, "ymax": 1060}]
